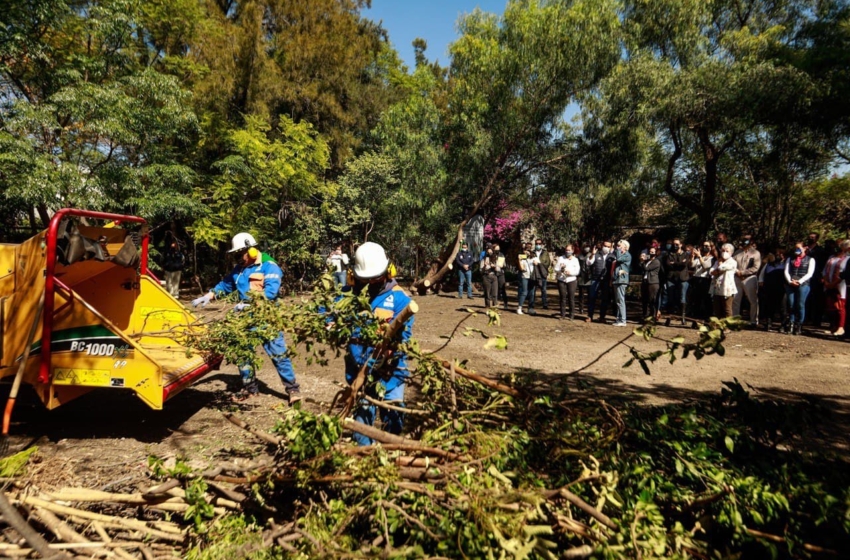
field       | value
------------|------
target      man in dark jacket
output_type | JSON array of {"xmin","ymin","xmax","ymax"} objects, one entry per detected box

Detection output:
[
  {"xmin": 577, "ymin": 245, "xmax": 592, "ymax": 314},
  {"xmin": 641, "ymin": 248, "xmax": 662, "ymax": 320},
  {"xmin": 585, "ymin": 243, "xmax": 608, "ymax": 322},
  {"xmin": 162, "ymin": 240, "xmax": 185, "ymax": 297},
  {"xmin": 455, "ymin": 241, "xmax": 475, "ymax": 299},
  {"xmin": 529, "ymin": 238, "xmax": 551, "ymax": 310},
  {"xmin": 664, "ymin": 239, "xmax": 690, "ymax": 325}
]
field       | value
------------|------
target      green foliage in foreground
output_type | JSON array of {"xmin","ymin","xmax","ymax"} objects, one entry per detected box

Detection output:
[
  {"xmin": 0, "ymin": 447, "xmax": 37, "ymax": 478},
  {"xmin": 185, "ymin": 379, "xmax": 850, "ymax": 559},
  {"xmin": 182, "ymin": 280, "xmax": 849, "ymax": 559}
]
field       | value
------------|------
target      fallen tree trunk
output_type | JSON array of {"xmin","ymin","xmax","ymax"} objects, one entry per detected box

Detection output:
[{"xmin": 412, "ymin": 179, "xmax": 498, "ymax": 295}]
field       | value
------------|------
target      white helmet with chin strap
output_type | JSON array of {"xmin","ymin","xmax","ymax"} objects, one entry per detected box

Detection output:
[
  {"xmin": 229, "ymin": 232, "xmax": 257, "ymax": 253},
  {"xmin": 353, "ymin": 242, "xmax": 389, "ymax": 280}
]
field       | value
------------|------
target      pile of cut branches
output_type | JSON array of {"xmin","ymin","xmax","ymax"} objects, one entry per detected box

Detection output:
[
  {"xmin": 2, "ymin": 278, "xmax": 847, "ymax": 559},
  {"xmin": 180, "ymin": 279, "xmax": 850, "ymax": 559}
]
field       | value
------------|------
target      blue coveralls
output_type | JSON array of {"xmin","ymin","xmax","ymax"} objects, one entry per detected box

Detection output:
[
  {"xmin": 342, "ymin": 280, "xmax": 415, "ymax": 445},
  {"xmin": 212, "ymin": 258, "xmax": 298, "ymax": 395}
]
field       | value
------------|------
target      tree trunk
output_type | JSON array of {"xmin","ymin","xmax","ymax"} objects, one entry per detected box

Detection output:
[
  {"xmin": 412, "ymin": 191, "xmax": 495, "ymax": 295},
  {"xmin": 36, "ymin": 204, "xmax": 50, "ymax": 228},
  {"xmin": 699, "ymin": 141, "xmax": 719, "ymax": 241},
  {"xmin": 27, "ymin": 206, "xmax": 38, "ymax": 234},
  {"xmin": 412, "ymin": 222, "xmax": 466, "ymax": 295}
]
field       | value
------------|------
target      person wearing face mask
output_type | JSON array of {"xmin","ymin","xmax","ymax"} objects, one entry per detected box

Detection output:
[
  {"xmin": 455, "ymin": 241, "xmax": 475, "ymax": 299},
  {"xmin": 732, "ymin": 235, "xmax": 761, "ymax": 327},
  {"xmin": 554, "ymin": 244, "xmax": 581, "ymax": 320},
  {"xmin": 641, "ymin": 247, "xmax": 662, "ymax": 320},
  {"xmin": 821, "ymin": 239, "xmax": 849, "ymax": 336},
  {"xmin": 690, "ymin": 241, "xmax": 716, "ymax": 320},
  {"xmin": 758, "ymin": 248, "xmax": 787, "ymax": 332},
  {"xmin": 612, "ymin": 239, "xmax": 632, "ymax": 326},
  {"xmin": 192, "ymin": 232, "xmax": 298, "ymax": 403},
  {"xmin": 709, "ymin": 243, "xmax": 738, "ymax": 318},
  {"xmin": 529, "ymin": 239, "xmax": 551, "ymax": 311},
  {"xmin": 491, "ymin": 243, "xmax": 509, "ymax": 309},
  {"xmin": 783, "ymin": 242, "xmax": 816, "ymax": 335},
  {"xmin": 326, "ymin": 244, "xmax": 350, "ymax": 288},
  {"xmin": 517, "ymin": 242, "xmax": 536, "ymax": 315},
  {"xmin": 577, "ymin": 245, "xmax": 592, "ymax": 315},
  {"xmin": 586, "ymin": 242, "xmax": 612, "ymax": 322},
  {"xmin": 663, "ymin": 238, "xmax": 690, "ymax": 326},
  {"xmin": 480, "ymin": 243, "xmax": 499, "ymax": 308}
]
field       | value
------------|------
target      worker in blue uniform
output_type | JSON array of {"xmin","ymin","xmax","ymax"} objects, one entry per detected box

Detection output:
[
  {"xmin": 191, "ymin": 232, "xmax": 299, "ymax": 403},
  {"xmin": 343, "ymin": 242, "xmax": 415, "ymax": 445}
]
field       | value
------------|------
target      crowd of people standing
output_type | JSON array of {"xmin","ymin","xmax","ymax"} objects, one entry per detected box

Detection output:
[{"xmin": 460, "ymin": 233, "xmax": 850, "ymax": 339}]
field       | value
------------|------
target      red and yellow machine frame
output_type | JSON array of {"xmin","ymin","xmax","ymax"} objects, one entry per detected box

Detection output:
[{"xmin": 0, "ymin": 209, "xmax": 220, "ymax": 410}]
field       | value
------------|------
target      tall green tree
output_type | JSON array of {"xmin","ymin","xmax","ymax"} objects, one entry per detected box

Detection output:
[
  {"xmin": 407, "ymin": 0, "xmax": 622, "ymax": 291},
  {"xmin": 185, "ymin": 0, "xmax": 406, "ymax": 171},
  {"xmin": 0, "ymin": 0, "xmax": 202, "ymax": 227},
  {"xmin": 594, "ymin": 0, "xmax": 840, "ymax": 239}
]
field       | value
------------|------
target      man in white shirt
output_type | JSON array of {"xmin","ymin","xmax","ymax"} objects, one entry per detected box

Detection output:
[{"xmin": 732, "ymin": 235, "xmax": 761, "ymax": 327}]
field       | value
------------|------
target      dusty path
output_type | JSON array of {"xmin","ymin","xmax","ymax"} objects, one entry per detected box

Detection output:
[{"xmin": 7, "ymin": 286, "xmax": 850, "ymax": 489}]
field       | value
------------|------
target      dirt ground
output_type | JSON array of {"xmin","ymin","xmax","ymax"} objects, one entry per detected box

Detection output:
[{"xmin": 7, "ymin": 285, "xmax": 850, "ymax": 491}]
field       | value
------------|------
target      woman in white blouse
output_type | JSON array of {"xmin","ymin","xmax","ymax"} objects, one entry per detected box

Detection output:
[
  {"xmin": 709, "ymin": 243, "xmax": 738, "ymax": 318},
  {"xmin": 554, "ymin": 244, "xmax": 581, "ymax": 320}
]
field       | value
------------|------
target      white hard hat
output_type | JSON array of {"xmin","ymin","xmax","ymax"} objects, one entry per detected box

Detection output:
[
  {"xmin": 229, "ymin": 232, "xmax": 257, "ymax": 253},
  {"xmin": 353, "ymin": 242, "xmax": 389, "ymax": 280}
]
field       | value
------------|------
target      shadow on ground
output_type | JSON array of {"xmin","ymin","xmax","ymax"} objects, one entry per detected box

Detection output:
[
  {"xmin": 0, "ymin": 372, "xmax": 244, "ymax": 451},
  {"xmin": 507, "ymin": 366, "xmax": 850, "ymax": 459}
]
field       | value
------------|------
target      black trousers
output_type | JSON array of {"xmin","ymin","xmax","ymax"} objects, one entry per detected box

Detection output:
[
  {"xmin": 641, "ymin": 282, "xmax": 659, "ymax": 320},
  {"xmin": 483, "ymin": 273, "xmax": 499, "ymax": 307},
  {"xmin": 761, "ymin": 284, "xmax": 787, "ymax": 325},
  {"xmin": 557, "ymin": 281, "xmax": 577, "ymax": 319},
  {"xmin": 689, "ymin": 277, "xmax": 712, "ymax": 319}
]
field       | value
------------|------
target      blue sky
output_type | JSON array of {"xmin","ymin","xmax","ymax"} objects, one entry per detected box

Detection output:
[{"xmin": 364, "ymin": 0, "xmax": 509, "ymax": 70}]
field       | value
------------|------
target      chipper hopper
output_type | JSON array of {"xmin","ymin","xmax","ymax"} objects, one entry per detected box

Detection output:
[{"xmin": 0, "ymin": 209, "xmax": 220, "ymax": 410}]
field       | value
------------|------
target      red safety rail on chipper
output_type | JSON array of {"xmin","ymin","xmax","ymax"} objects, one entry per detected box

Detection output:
[{"xmin": 0, "ymin": 209, "xmax": 221, "ymax": 411}]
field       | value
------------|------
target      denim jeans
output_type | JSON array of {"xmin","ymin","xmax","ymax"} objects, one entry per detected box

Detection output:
[
  {"xmin": 238, "ymin": 331, "xmax": 299, "ymax": 394},
  {"xmin": 345, "ymin": 372, "xmax": 405, "ymax": 446},
  {"xmin": 517, "ymin": 277, "xmax": 535, "ymax": 309},
  {"xmin": 614, "ymin": 283, "xmax": 627, "ymax": 324},
  {"xmin": 531, "ymin": 278, "xmax": 548, "ymax": 308},
  {"xmin": 665, "ymin": 280, "xmax": 689, "ymax": 314},
  {"xmin": 785, "ymin": 283, "xmax": 811, "ymax": 325},
  {"xmin": 457, "ymin": 268, "xmax": 473, "ymax": 297},
  {"xmin": 586, "ymin": 278, "xmax": 602, "ymax": 318},
  {"xmin": 332, "ymin": 270, "xmax": 347, "ymax": 287}
]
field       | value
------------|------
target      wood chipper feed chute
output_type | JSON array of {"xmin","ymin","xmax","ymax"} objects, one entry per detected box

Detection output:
[{"xmin": 0, "ymin": 209, "xmax": 220, "ymax": 411}]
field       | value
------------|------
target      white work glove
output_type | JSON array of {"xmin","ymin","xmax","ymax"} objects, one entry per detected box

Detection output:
[
  {"xmin": 234, "ymin": 302, "xmax": 249, "ymax": 312},
  {"xmin": 192, "ymin": 293, "xmax": 213, "ymax": 307}
]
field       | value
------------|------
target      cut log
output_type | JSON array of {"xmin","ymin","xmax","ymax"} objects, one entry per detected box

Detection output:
[
  {"xmin": 15, "ymin": 496, "xmax": 185, "ymax": 543},
  {"xmin": 439, "ymin": 360, "xmax": 521, "ymax": 398}
]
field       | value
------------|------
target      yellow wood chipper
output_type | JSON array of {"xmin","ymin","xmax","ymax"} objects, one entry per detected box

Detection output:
[{"xmin": 0, "ymin": 209, "xmax": 220, "ymax": 412}]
